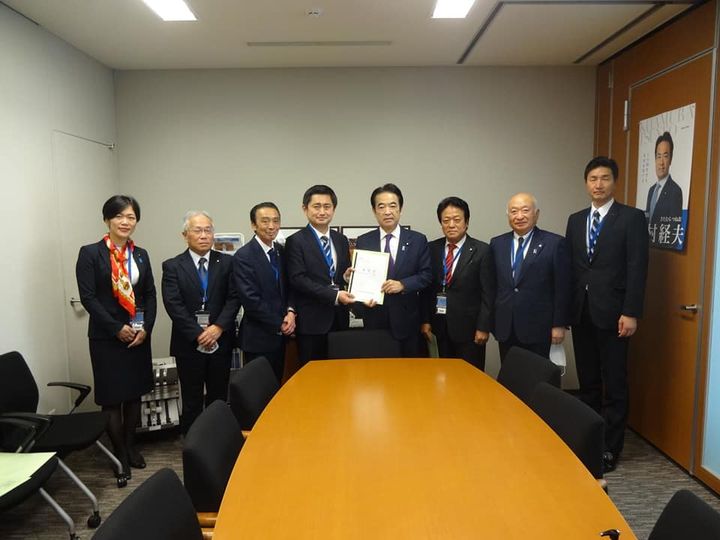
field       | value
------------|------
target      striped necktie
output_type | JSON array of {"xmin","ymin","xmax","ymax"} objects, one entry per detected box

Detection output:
[
  {"xmin": 588, "ymin": 211, "xmax": 601, "ymax": 260},
  {"xmin": 320, "ymin": 235, "xmax": 335, "ymax": 276}
]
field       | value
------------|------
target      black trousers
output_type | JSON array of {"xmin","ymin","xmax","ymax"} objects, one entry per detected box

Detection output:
[
  {"xmin": 497, "ymin": 331, "xmax": 551, "ymax": 363},
  {"xmin": 245, "ymin": 346, "xmax": 285, "ymax": 383},
  {"xmin": 572, "ymin": 301, "xmax": 630, "ymax": 457},
  {"xmin": 176, "ymin": 351, "xmax": 231, "ymax": 434},
  {"xmin": 438, "ymin": 337, "xmax": 486, "ymax": 371}
]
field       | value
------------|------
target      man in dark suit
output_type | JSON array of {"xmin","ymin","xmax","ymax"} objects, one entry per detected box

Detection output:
[
  {"xmin": 234, "ymin": 202, "xmax": 295, "ymax": 382},
  {"xmin": 355, "ymin": 183, "xmax": 432, "ymax": 357},
  {"xmin": 420, "ymin": 197, "xmax": 494, "ymax": 370},
  {"xmin": 566, "ymin": 156, "xmax": 649, "ymax": 472},
  {"xmin": 645, "ymin": 131, "xmax": 684, "ymax": 249},
  {"xmin": 286, "ymin": 185, "xmax": 354, "ymax": 366},
  {"xmin": 490, "ymin": 192, "xmax": 570, "ymax": 361},
  {"xmin": 161, "ymin": 211, "xmax": 240, "ymax": 434}
]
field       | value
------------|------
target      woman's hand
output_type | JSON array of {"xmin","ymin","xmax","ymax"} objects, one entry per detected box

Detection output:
[
  {"xmin": 116, "ymin": 325, "xmax": 136, "ymax": 344},
  {"xmin": 127, "ymin": 328, "xmax": 146, "ymax": 348}
]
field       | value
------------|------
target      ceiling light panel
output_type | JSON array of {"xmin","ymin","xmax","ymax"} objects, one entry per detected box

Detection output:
[
  {"xmin": 142, "ymin": 0, "xmax": 197, "ymax": 21},
  {"xmin": 433, "ymin": 0, "xmax": 476, "ymax": 19}
]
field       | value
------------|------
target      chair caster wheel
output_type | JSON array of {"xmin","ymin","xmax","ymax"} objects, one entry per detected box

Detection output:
[
  {"xmin": 117, "ymin": 475, "xmax": 128, "ymax": 488},
  {"xmin": 88, "ymin": 511, "xmax": 102, "ymax": 528}
]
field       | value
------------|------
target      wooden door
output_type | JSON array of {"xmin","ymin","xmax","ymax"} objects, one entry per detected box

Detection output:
[{"xmin": 626, "ymin": 53, "xmax": 712, "ymax": 469}]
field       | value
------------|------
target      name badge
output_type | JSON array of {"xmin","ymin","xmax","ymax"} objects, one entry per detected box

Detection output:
[
  {"xmin": 130, "ymin": 310, "xmax": 145, "ymax": 331},
  {"xmin": 195, "ymin": 310, "xmax": 210, "ymax": 329},
  {"xmin": 435, "ymin": 294, "xmax": 447, "ymax": 315}
]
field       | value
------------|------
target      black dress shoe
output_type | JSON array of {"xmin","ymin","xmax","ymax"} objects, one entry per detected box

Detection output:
[
  {"xmin": 603, "ymin": 451, "xmax": 618, "ymax": 473},
  {"xmin": 128, "ymin": 448, "xmax": 146, "ymax": 469}
]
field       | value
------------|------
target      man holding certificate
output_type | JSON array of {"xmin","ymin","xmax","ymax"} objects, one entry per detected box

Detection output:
[
  {"xmin": 354, "ymin": 183, "xmax": 432, "ymax": 357},
  {"xmin": 421, "ymin": 197, "xmax": 495, "ymax": 371},
  {"xmin": 286, "ymin": 185, "xmax": 354, "ymax": 366}
]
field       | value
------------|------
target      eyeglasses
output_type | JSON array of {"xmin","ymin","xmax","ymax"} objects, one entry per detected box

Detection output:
[{"xmin": 188, "ymin": 227, "xmax": 214, "ymax": 235}]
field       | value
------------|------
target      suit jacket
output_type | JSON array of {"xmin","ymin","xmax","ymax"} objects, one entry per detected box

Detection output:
[
  {"xmin": 285, "ymin": 226, "xmax": 351, "ymax": 335},
  {"xmin": 421, "ymin": 235, "xmax": 495, "ymax": 344},
  {"xmin": 645, "ymin": 175, "xmax": 683, "ymax": 227},
  {"xmin": 76, "ymin": 240, "xmax": 157, "ymax": 339},
  {"xmin": 490, "ymin": 227, "xmax": 570, "ymax": 344},
  {"xmin": 161, "ymin": 249, "xmax": 239, "ymax": 357},
  {"xmin": 355, "ymin": 227, "xmax": 432, "ymax": 341},
  {"xmin": 233, "ymin": 238, "xmax": 293, "ymax": 353},
  {"xmin": 565, "ymin": 202, "xmax": 649, "ymax": 329}
]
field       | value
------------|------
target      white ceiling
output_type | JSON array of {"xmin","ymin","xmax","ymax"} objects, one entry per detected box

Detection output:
[{"xmin": 1, "ymin": 0, "xmax": 694, "ymax": 69}]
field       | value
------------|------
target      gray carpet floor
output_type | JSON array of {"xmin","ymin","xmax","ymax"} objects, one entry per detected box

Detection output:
[{"xmin": 1, "ymin": 429, "xmax": 719, "ymax": 539}]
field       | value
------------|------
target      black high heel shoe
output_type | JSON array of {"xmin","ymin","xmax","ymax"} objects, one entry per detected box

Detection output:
[{"xmin": 128, "ymin": 447, "xmax": 146, "ymax": 469}]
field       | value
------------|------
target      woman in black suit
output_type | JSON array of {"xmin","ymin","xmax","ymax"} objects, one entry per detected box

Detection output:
[{"xmin": 76, "ymin": 195, "xmax": 156, "ymax": 475}]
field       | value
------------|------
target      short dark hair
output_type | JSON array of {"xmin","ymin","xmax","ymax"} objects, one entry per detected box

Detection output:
[
  {"xmin": 371, "ymin": 183, "xmax": 404, "ymax": 209},
  {"xmin": 102, "ymin": 195, "xmax": 141, "ymax": 221},
  {"xmin": 250, "ymin": 202, "xmax": 280, "ymax": 224},
  {"xmin": 584, "ymin": 156, "xmax": 618, "ymax": 181},
  {"xmin": 302, "ymin": 185, "xmax": 337, "ymax": 208},
  {"xmin": 655, "ymin": 131, "xmax": 674, "ymax": 159},
  {"xmin": 436, "ymin": 197, "xmax": 470, "ymax": 223}
]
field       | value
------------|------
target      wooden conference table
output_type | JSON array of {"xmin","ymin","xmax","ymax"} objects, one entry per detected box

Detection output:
[{"xmin": 214, "ymin": 359, "xmax": 635, "ymax": 539}]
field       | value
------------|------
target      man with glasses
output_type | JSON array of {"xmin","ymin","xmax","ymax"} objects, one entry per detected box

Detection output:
[
  {"xmin": 490, "ymin": 192, "xmax": 570, "ymax": 362},
  {"xmin": 162, "ymin": 210, "xmax": 239, "ymax": 434}
]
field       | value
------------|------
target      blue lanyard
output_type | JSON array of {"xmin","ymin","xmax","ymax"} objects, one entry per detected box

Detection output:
[
  {"xmin": 309, "ymin": 225, "xmax": 336, "ymax": 282},
  {"xmin": 126, "ymin": 245, "xmax": 133, "ymax": 284},
  {"xmin": 510, "ymin": 230, "xmax": 534, "ymax": 268},
  {"xmin": 442, "ymin": 244, "xmax": 463, "ymax": 288}
]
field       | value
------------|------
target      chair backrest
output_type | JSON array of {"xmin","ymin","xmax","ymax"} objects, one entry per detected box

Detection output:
[
  {"xmin": 0, "ymin": 351, "xmax": 39, "ymax": 414},
  {"xmin": 183, "ymin": 400, "xmax": 244, "ymax": 512},
  {"xmin": 648, "ymin": 489, "xmax": 720, "ymax": 540},
  {"xmin": 327, "ymin": 329, "xmax": 402, "ymax": 359},
  {"xmin": 228, "ymin": 357, "xmax": 279, "ymax": 430},
  {"xmin": 497, "ymin": 346, "xmax": 561, "ymax": 405},
  {"xmin": 529, "ymin": 382, "xmax": 605, "ymax": 478},
  {"xmin": 92, "ymin": 468, "xmax": 202, "ymax": 540}
]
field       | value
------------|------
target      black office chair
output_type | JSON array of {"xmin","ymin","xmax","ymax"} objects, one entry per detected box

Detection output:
[
  {"xmin": 327, "ymin": 329, "xmax": 402, "ymax": 359},
  {"xmin": 0, "ymin": 418, "xmax": 77, "ymax": 539},
  {"xmin": 496, "ymin": 346, "xmax": 561, "ymax": 405},
  {"xmin": 529, "ymin": 382, "xmax": 605, "ymax": 481},
  {"xmin": 0, "ymin": 351, "xmax": 122, "ymax": 530},
  {"xmin": 228, "ymin": 356, "xmax": 279, "ymax": 431},
  {"xmin": 648, "ymin": 489, "xmax": 720, "ymax": 540},
  {"xmin": 183, "ymin": 400, "xmax": 244, "ymax": 514},
  {"xmin": 92, "ymin": 468, "xmax": 203, "ymax": 540}
]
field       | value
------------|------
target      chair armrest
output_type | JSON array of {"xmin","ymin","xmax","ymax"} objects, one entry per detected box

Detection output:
[
  {"xmin": 197, "ymin": 512, "xmax": 217, "ymax": 528},
  {"xmin": 0, "ymin": 416, "xmax": 39, "ymax": 452},
  {"xmin": 241, "ymin": 430, "xmax": 251, "ymax": 439},
  {"xmin": 47, "ymin": 381, "xmax": 91, "ymax": 411}
]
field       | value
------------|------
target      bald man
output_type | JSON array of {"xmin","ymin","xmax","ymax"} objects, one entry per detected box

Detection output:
[{"xmin": 490, "ymin": 193, "xmax": 571, "ymax": 361}]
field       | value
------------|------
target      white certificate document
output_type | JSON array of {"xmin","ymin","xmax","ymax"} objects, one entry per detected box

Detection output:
[{"xmin": 348, "ymin": 249, "xmax": 389, "ymax": 305}]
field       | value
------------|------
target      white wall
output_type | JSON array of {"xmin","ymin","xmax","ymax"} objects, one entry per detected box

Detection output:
[
  {"xmin": 0, "ymin": 5, "xmax": 116, "ymax": 412},
  {"xmin": 115, "ymin": 66, "xmax": 595, "ymax": 380}
]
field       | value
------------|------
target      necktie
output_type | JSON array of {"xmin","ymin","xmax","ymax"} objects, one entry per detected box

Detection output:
[
  {"xmin": 268, "ymin": 248, "xmax": 280, "ymax": 282},
  {"xmin": 384, "ymin": 233, "xmax": 394, "ymax": 274},
  {"xmin": 512, "ymin": 237, "xmax": 524, "ymax": 280},
  {"xmin": 649, "ymin": 183, "xmax": 661, "ymax": 219},
  {"xmin": 198, "ymin": 257, "xmax": 208, "ymax": 301},
  {"xmin": 320, "ymin": 236, "xmax": 336, "ymax": 277},
  {"xmin": 445, "ymin": 243, "xmax": 457, "ymax": 285},
  {"xmin": 588, "ymin": 211, "xmax": 601, "ymax": 260}
]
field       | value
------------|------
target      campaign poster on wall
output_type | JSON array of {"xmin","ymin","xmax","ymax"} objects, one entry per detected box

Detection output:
[{"xmin": 635, "ymin": 103, "xmax": 695, "ymax": 251}]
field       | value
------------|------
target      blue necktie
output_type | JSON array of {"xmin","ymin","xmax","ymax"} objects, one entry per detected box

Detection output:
[
  {"xmin": 512, "ymin": 236, "xmax": 524, "ymax": 281},
  {"xmin": 588, "ymin": 211, "xmax": 601, "ymax": 260},
  {"xmin": 384, "ymin": 233, "xmax": 394, "ymax": 275},
  {"xmin": 320, "ymin": 236, "xmax": 335, "ymax": 276},
  {"xmin": 198, "ymin": 257, "xmax": 208, "ymax": 302},
  {"xmin": 268, "ymin": 248, "xmax": 280, "ymax": 283},
  {"xmin": 649, "ymin": 184, "xmax": 661, "ymax": 220}
]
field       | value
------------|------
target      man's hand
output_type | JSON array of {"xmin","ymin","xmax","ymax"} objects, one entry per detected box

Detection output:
[
  {"xmin": 617, "ymin": 315, "xmax": 637, "ymax": 338},
  {"xmin": 420, "ymin": 323, "xmax": 433, "ymax": 341},
  {"xmin": 551, "ymin": 326, "xmax": 566, "ymax": 345},
  {"xmin": 280, "ymin": 311, "xmax": 296, "ymax": 336},
  {"xmin": 337, "ymin": 291, "xmax": 356, "ymax": 305},
  {"xmin": 117, "ymin": 325, "xmax": 136, "ymax": 344},
  {"xmin": 474, "ymin": 331, "xmax": 489, "ymax": 345},
  {"xmin": 343, "ymin": 267, "xmax": 354, "ymax": 283},
  {"xmin": 381, "ymin": 279, "xmax": 405, "ymax": 295},
  {"xmin": 363, "ymin": 299, "xmax": 377, "ymax": 308},
  {"xmin": 197, "ymin": 324, "xmax": 223, "ymax": 348},
  {"xmin": 127, "ymin": 328, "xmax": 146, "ymax": 348}
]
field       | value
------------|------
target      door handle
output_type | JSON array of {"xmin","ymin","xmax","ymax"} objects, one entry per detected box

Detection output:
[
  {"xmin": 680, "ymin": 304, "xmax": 699, "ymax": 313},
  {"xmin": 69, "ymin": 297, "xmax": 83, "ymax": 306}
]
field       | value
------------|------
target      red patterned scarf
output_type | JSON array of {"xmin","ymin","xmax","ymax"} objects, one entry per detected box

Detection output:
[{"xmin": 103, "ymin": 234, "xmax": 136, "ymax": 317}]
